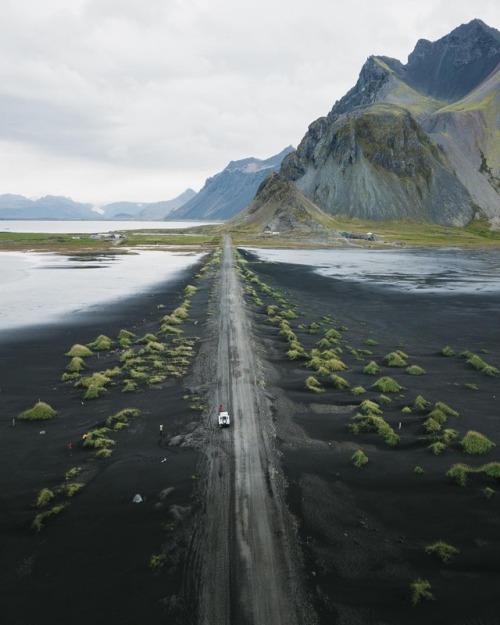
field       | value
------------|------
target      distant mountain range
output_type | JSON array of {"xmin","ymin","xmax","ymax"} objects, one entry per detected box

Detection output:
[
  {"xmin": 0, "ymin": 147, "xmax": 293, "ymax": 222},
  {"xmin": 167, "ymin": 146, "xmax": 294, "ymax": 221},
  {"xmin": 0, "ymin": 189, "xmax": 197, "ymax": 221},
  {"xmin": 100, "ymin": 189, "xmax": 197, "ymax": 220},
  {"xmin": 272, "ymin": 19, "xmax": 500, "ymax": 227}
]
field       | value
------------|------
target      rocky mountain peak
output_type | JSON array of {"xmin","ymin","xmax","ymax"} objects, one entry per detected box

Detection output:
[
  {"xmin": 404, "ymin": 19, "xmax": 500, "ymax": 100},
  {"xmin": 277, "ymin": 20, "xmax": 500, "ymax": 227}
]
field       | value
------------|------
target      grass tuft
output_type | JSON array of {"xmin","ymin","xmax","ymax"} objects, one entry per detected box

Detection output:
[
  {"xmin": 460, "ymin": 430, "xmax": 495, "ymax": 455},
  {"xmin": 36, "ymin": 488, "xmax": 55, "ymax": 508},
  {"xmin": 305, "ymin": 376, "xmax": 325, "ymax": 393},
  {"xmin": 19, "ymin": 401, "xmax": 57, "ymax": 421},
  {"xmin": 65, "ymin": 344, "xmax": 93, "ymax": 358},
  {"xmin": 351, "ymin": 449, "xmax": 369, "ymax": 468},
  {"xmin": 372, "ymin": 377, "xmax": 403, "ymax": 393},
  {"xmin": 406, "ymin": 365, "xmax": 426, "ymax": 376},
  {"xmin": 410, "ymin": 579, "xmax": 435, "ymax": 606},
  {"xmin": 425, "ymin": 541, "xmax": 459, "ymax": 563}
]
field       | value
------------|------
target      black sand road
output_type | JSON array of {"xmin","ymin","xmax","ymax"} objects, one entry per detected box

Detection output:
[{"xmin": 189, "ymin": 236, "xmax": 311, "ymax": 625}]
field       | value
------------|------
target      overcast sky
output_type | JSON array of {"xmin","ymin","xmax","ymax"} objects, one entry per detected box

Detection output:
[{"xmin": 0, "ymin": 0, "xmax": 499, "ymax": 205}]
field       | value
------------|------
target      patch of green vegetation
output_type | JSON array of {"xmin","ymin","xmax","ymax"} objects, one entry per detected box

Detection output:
[
  {"xmin": 483, "ymin": 462, "xmax": 500, "ymax": 478},
  {"xmin": 19, "ymin": 401, "xmax": 57, "ymax": 421},
  {"xmin": 149, "ymin": 553, "xmax": 166, "ymax": 573},
  {"xmin": 413, "ymin": 395, "xmax": 431, "ymax": 412},
  {"xmin": 434, "ymin": 402, "xmax": 459, "ymax": 418},
  {"xmin": 383, "ymin": 351, "xmax": 408, "ymax": 367},
  {"xmin": 406, "ymin": 365, "xmax": 426, "ymax": 376},
  {"xmin": 102, "ymin": 366, "xmax": 122, "ymax": 377},
  {"xmin": 330, "ymin": 374, "xmax": 350, "ymax": 390},
  {"xmin": 410, "ymin": 579, "xmax": 435, "ymax": 607},
  {"xmin": 423, "ymin": 417, "xmax": 442, "ymax": 434},
  {"xmin": 378, "ymin": 394, "xmax": 392, "ymax": 404},
  {"xmin": 446, "ymin": 463, "xmax": 470, "ymax": 486},
  {"xmin": 31, "ymin": 504, "xmax": 68, "ymax": 533},
  {"xmin": 305, "ymin": 376, "xmax": 325, "ymax": 393},
  {"xmin": 122, "ymin": 380, "xmax": 137, "ymax": 393},
  {"xmin": 364, "ymin": 338, "xmax": 378, "ymax": 346},
  {"xmin": 460, "ymin": 430, "xmax": 495, "ymax": 455},
  {"xmin": 351, "ymin": 449, "xmax": 369, "ymax": 468},
  {"xmin": 425, "ymin": 540, "xmax": 459, "ymax": 563},
  {"xmin": 441, "ymin": 346, "xmax": 455, "ymax": 357},
  {"xmin": 66, "ymin": 356, "xmax": 86, "ymax": 372},
  {"xmin": 401, "ymin": 406, "xmax": 412, "ymax": 414},
  {"xmin": 429, "ymin": 441, "xmax": 446, "ymax": 456},
  {"xmin": 372, "ymin": 376, "xmax": 403, "ymax": 393},
  {"xmin": 461, "ymin": 351, "xmax": 499, "ymax": 376},
  {"xmin": 358, "ymin": 399, "xmax": 382, "ymax": 416},
  {"xmin": 287, "ymin": 348, "xmax": 305, "ymax": 360},
  {"xmin": 351, "ymin": 386, "xmax": 366, "ymax": 396},
  {"xmin": 65, "ymin": 483, "xmax": 84, "ymax": 497},
  {"xmin": 83, "ymin": 385, "xmax": 106, "ymax": 399},
  {"xmin": 136, "ymin": 333, "xmax": 158, "ymax": 344},
  {"xmin": 95, "ymin": 448, "xmax": 113, "ymax": 459},
  {"xmin": 36, "ymin": 488, "xmax": 55, "ymax": 508},
  {"xmin": 65, "ymin": 344, "xmax": 93, "ymax": 358},
  {"xmin": 118, "ymin": 329, "xmax": 136, "ymax": 340},
  {"xmin": 414, "ymin": 466, "xmax": 425, "ymax": 475},
  {"xmin": 106, "ymin": 408, "xmax": 140, "ymax": 429},
  {"xmin": 427, "ymin": 409, "xmax": 447, "ymax": 425},
  {"xmin": 465, "ymin": 382, "xmax": 479, "ymax": 390},
  {"xmin": 82, "ymin": 427, "xmax": 115, "ymax": 451},
  {"xmin": 87, "ymin": 334, "xmax": 112, "ymax": 351},
  {"xmin": 64, "ymin": 467, "xmax": 82, "ymax": 481},
  {"xmin": 441, "ymin": 429, "xmax": 459, "ymax": 444},
  {"xmin": 351, "ymin": 413, "xmax": 399, "ymax": 446}
]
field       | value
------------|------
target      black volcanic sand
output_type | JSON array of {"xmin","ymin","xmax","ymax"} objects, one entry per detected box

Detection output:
[
  {"xmin": 3, "ymin": 247, "xmax": 500, "ymax": 625},
  {"xmin": 0, "ymin": 260, "xmax": 212, "ymax": 625},
  {"xmin": 239, "ymin": 249, "xmax": 500, "ymax": 625}
]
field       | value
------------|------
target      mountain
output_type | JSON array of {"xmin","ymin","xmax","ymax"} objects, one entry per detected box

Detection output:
[
  {"xmin": 0, "ymin": 194, "xmax": 96, "ymax": 220},
  {"xmin": 279, "ymin": 19, "xmax": 500, "ymax": 226},
  {"xmin": 100, "ymin": 189, "xmax": 197, "ymax": 220},
  {"xmin": 168, "ymin": 146, "xmax": 295, "ymax": 221},
  {"xmin": 0, "ymin": 189, "xmax": 197, "ymax": 221},
  {"xmin": 228, "ymin": 172, "xmax": 340, "ymax": 235}
]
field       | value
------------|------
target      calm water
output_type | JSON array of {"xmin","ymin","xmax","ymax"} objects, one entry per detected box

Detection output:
[
  {"xmin": 0, "ymin": 250, "xmax": 205, "ymax": 332},
  {"xmin": 0, "ymin": 220, "xmax": 219, "ymax": 233},
  {"xmin": 247, "ymin": 247, "xmax": 500, "ymax": 294}
]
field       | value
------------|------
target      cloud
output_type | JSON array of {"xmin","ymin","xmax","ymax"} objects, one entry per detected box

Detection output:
[{"xmin": 0, "ymin": 0, "xmax": 498, "ymax": 203}]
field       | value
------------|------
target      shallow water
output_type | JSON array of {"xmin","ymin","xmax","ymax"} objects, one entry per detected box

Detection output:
[
  {"xmin": 247, "ymin": 247, "xmax": 500, "ymax": 294},
  {"xmin": 0, "ymin": 250, "xmax": 205, "ymax": 332},
  {"xmin": 0, "ymin": 219, "xmax": 218, "ymax": 233}
]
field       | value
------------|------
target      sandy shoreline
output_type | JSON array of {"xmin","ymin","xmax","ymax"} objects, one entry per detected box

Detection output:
[{"xmin": 1, "ymin": 248, "xmax": 500, "ymax": 625}]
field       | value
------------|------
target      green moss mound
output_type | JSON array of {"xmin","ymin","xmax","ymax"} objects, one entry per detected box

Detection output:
[
  {"xmin": 372, "ymin": 376, "xmax": 403, "ymax": 393},
  {"xmin": 19, "ymin": 401, "xmax": 57, "ymax": 421},
  {"xmin": 461, "ymin": 430, "xmax": 496, "ymax": 455},
  {"xmin": 65, "ymin": 344, "xmax": 93, "ymax": 358}
]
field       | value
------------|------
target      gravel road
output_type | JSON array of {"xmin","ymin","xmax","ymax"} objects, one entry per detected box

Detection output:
[{"xmin": 192, "ymin": 235, "xmax": 308, "ymax": 625}]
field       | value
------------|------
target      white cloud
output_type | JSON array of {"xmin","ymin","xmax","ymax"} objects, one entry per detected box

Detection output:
[{"xmin": 0, "ymin": 0, "xmax": 498, "ymax": 203}]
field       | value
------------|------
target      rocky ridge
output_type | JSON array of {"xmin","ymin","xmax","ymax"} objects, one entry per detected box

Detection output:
[{"xmin": 279, "ymin": 19, "xmax": 500, "ymax": 226}]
